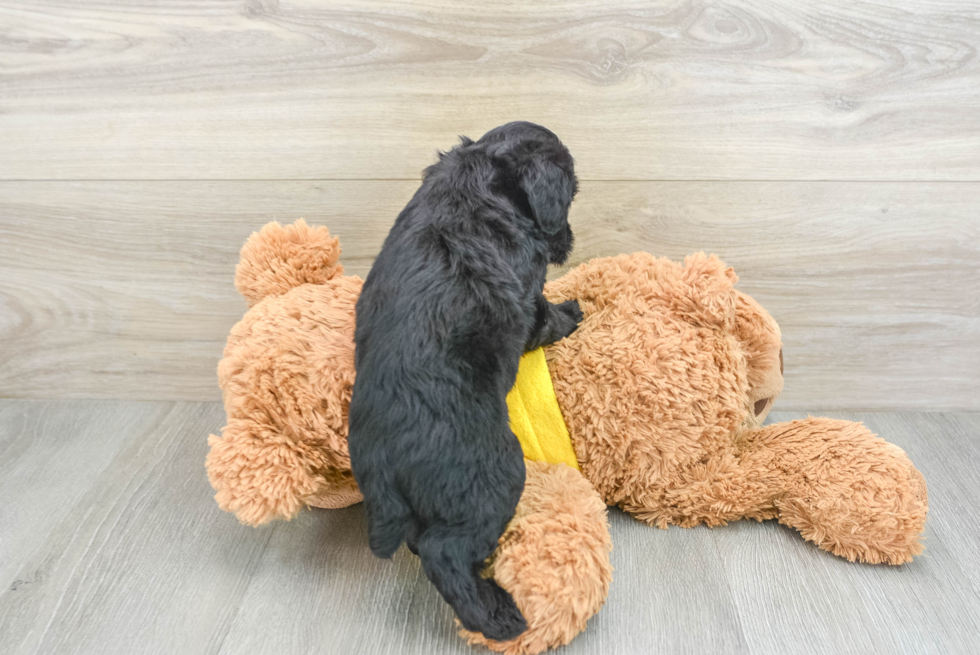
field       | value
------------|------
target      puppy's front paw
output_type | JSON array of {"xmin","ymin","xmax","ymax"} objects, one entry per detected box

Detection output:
[
  {"xmin": 558, "ymin": 299, "xmax": 584, "ymax": 324},
  {"xmin": 555, "ymin": 299, "xmax": 584, "ymax": 339}
]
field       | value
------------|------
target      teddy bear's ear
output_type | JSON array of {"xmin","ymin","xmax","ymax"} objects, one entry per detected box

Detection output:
[
  {"xmin": 668, "ymin": 252, "xmax": 739, "ymax": 330},
  {"xmin": 235, "ymin": 219, "xmax": 344, "ymax": 307}
]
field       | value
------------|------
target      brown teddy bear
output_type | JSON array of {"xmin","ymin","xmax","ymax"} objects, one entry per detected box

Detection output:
[{"xmin": 206, "ymin": 220, "xmax": 928, "ymax": 654}]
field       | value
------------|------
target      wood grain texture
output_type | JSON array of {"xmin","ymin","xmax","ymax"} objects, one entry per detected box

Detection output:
[
  {"xmin": 563, "ymin": 181, "xmax": 980, "ymax": 411},
  {"xmin": 0, "ymin": 400, "xmax": 273, "ymax": 655},
  {"xmin": 215, "ymin": 505, "xmax": 474, "ymax": 655},
  {"xmin": 2, "ymin": 401, "xmax": 979, "ymax": 655},
  {"xmin": 874, "ymin": 412, "xmax": 980, "ymax": 610},
  {"xmin": 2, "ymin": 0, "xmax": 980, "ymax": 180},
  {"xmin": 1, "ymin": 180, "xmax": 977, "ymax": 409},
  {"xmin": 0, "ymin": 401, "xmax": 151, "ymax": 590},
  {"xmin": 718, "ymin": 411, "xmax": 980, "ymax": 655},
  {"xmin": 577, "ymin": 509, "xmax": 750, "ymax": 655},
  {"xmin": 0, "ymin": 180, "xmax": 409, "ymax": 401}
]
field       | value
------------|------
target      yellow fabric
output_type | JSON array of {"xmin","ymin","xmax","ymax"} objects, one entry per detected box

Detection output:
[{"xmin": 506, "ymin": 348, "xmax": 580, "ymax": 470}]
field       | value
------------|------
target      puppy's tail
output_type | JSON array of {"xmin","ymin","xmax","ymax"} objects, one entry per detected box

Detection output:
[
  {"xmin": 235, "ymin": 219, "xmax": 345, "ymax": 306},
  {"xmin": 417, "ymin": 528, "xmax": 528, "ymax": 642}
]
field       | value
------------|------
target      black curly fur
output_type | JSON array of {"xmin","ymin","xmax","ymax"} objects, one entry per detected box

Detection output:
[{"xmin": 347, "ymin": 122, "xmax": 582, "ymax": 641}]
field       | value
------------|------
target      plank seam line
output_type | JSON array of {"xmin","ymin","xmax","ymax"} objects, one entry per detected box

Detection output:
[{"xmin": 2, "ymin": 179, "xmax": 980, "ymax": 184}]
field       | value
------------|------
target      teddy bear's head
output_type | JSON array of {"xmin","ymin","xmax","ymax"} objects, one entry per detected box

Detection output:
[
  {"xmin": 207, "ymin": 220, "xmax": 364, "ymax": 525},
  {"xmin": 733, "ymin": 289, "xmax": 784, "ymax": 427},
  {"xmin": 542, "ymin": 251, "xmax": 783, "ymax": 514}
]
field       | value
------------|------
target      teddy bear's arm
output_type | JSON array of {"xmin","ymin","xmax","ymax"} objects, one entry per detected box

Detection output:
[
  {"xmin": 206, "ymin": 417, "xmax": 336, "ymax": 526},
  {"xmin": 737, "ymin": 417, "xmax": 928, "ymax": 564},
  {"xmin": 620, "ymin": 418, "xmax": 927, "ymax": 565}
]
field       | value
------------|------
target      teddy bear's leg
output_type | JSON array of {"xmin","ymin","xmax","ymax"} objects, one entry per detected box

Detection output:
[
  {"xmin": 206, "ymin": 415, "xmax": 337, "ymax": 525},
  {"xmin": 304, "ymin": 468, "xmax": 363, "ymax": 509},
  {"xmin": 739, "ymin": 417, "xmax": 928, "ymax": 565},
  {"xmin": 458, "ymin": 460, "xmax": 612, "ymax": 655}
]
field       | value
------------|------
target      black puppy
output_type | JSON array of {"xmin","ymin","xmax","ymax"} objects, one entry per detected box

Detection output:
[{"xmin": 347, "ymin": 122, "xmax": 582, "ymax": 641}]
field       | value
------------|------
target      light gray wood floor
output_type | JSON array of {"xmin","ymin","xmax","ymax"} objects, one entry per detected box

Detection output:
[{"xmin": 1, "ymin": 401, "xmax": 978, "ymax": 655}]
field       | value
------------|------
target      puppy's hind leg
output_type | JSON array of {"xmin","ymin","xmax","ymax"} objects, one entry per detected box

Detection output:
[
  {"xmin": 524, "ymin": 295, "xmax": 584, "ymax": 351},
  {"xmin": 417, "ymin": 526, "xmax": 527, "ymax": 641},
  {"xmin": 361, "ymin": 479, "xmax": 413, "ymax": 559}
]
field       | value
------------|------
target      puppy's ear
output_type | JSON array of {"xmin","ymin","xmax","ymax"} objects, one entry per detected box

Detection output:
[{"xmin": 521, "ymin": 158, "xmax": 574, "ymax": 235}]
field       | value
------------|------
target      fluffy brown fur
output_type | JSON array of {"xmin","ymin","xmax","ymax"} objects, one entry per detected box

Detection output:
[
  {"xmin": 543, "ymin": 252, "xmax": 927, "ymax": 564},
  {"xmin": 459, "ymin": 460, "xmax": 612, "ymax": 654},
  {"xmin": 206, "ymin": 220, "xmax": 362, "ymax": 524},
  {"xmin": 207, "ymin": 221, "xmax": 928, "ymax": 653}
]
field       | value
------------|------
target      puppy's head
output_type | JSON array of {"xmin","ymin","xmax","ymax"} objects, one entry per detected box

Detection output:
[{"xmin": 481, "ymin": 122, "xmax": 578, "ymax": 265}]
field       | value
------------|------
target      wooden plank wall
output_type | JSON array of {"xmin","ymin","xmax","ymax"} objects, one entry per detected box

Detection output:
[{"xmin": 1, "ymin": 1, "xmax": 978, "ymax": 409}]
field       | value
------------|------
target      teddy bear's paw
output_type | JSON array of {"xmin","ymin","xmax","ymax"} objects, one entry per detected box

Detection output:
[
  {"xmin": 459, "ymin": 460, "xmax": 612, "ymax": 654},
  {"xmin": 765, "ymin": 418, "xmax": 929, "ymax": 565}
]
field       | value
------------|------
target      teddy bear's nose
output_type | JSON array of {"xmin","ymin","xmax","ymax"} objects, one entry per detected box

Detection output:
[
  {"xmin": 779, "ymin": 348, "xmax": 783, "ymax": 375},
  {"xmin": 754, "ymin": 398, "xmax": 770, "ymax": 416}
]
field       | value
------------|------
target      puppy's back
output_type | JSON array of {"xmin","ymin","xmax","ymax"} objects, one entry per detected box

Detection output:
[{"xmin": 349, "ymin": 122, "xmax": 576, "ymax": 642}]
